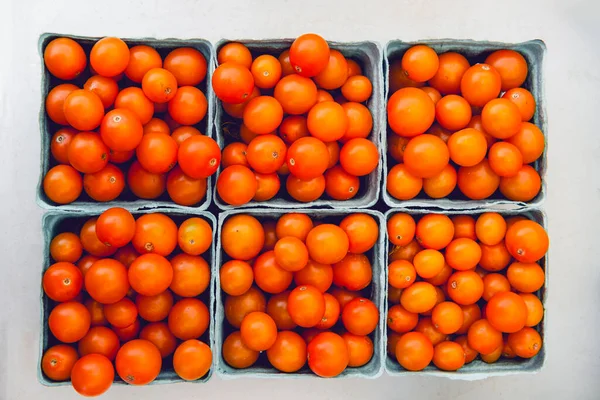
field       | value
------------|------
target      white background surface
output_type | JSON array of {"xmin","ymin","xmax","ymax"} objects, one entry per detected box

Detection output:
[{"xmin": 1, "ymin": 0, "xmax": 599, "ymax": 398}]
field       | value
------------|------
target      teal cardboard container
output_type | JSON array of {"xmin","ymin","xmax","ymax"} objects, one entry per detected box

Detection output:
[
  {"xmin": 382, "ymin": 39, "xmax": 547, "ymax": 210},
  {"xmin": 214, "ymin": 208, "xmax": 386, "ymax": 379},
  {"xmin": 384, "ymin": 208, "xmax": 548, "ymax": 379},
  {"xmin": 213, "ymin": 39, "xmax": 384, "ymax": 210},
  {"xmin": 38, "ymin": 208, "xmax": 217, "ymax": 386},
  {"xmin": 37, "ymin": 33, "xmax": 216, "ymax": 212}
]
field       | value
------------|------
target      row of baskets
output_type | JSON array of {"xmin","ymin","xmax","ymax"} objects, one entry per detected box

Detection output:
[
  {"xmin": 39, "ymin": 207, "xmax": 547, "ymax": 384},
  {"xmin": 37, "ymin": 34, "xmax": 547, "ymax": 213}
]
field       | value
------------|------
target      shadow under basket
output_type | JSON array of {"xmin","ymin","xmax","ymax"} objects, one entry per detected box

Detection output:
[
  {"xmin": 214, "ymin": 208, "xmax": 386, "ymax": 379},
  {"xmin": 38, "ymin": 208, "xmax": 217, "ymax": 386},
  {"xmin": 383, "ymin": 208, "xmax": 548, "ymax": 379},
  {"xmin": 212, "ymin": 39, "xmax": 384, "ymax": 211},
  {"xmin": 37, "ymin": 33, "xmax": 217, "ymax": 212},
  {"xmin": 382, "ymin": 39, "xmax": 547, "ymax": 211}
]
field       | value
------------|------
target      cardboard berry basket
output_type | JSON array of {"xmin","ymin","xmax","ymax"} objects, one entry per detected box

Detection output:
[
  {"xmin": 384, "ymin": 208, "xmax": 548, "ymax": 379},
  {"xmin": 212, "ymin": 39, "xmax": 384, "ymax": 210},
  {"xmin": 36, "ymin": 33, "xmax": 216, "ymax": 212},
  {"xmin": 38, "ymin": 208, "xmax": 217, "ymax": 386},
  {"xmin": 382, "ymin": 39, "xmax": 547, "ymax": 210},
  {"xmin": 214, "ymin": 208, "xmax": 386, "ymax": 378}
]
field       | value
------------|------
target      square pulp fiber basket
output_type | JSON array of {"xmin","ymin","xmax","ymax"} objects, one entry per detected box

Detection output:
[
  {"xmin": 213, "ymin": 39, "xmax": 384, "ymax": 210},
  {"xmin": 37, "ymin": 33, "xmax": 216, "ymax": 212},
  {"xmin": 214, "ymin": 208, "xmax": 386, "ymax": 379},
  {"xmin": 382, "ymin": 39, "xmax": 547, "ymax": 210},
  {"xmin": 384, "ymin": 208, "xmax": 548, "ymax": 379},
  {"xmin": 38, "ymin": 209, "xmax": 217, "ymax": 386}
]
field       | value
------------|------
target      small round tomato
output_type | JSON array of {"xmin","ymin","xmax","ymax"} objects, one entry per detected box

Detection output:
[
  {"xmin": 136, "ymin": 132, "xmax": 179, "ymax": 174},
  {"xmin": 503, "ymin": 87, "xmax": 536, "ymax": 121},
  {"xmin": 388, "ymin": 87, "xmax": 435, "ymax": 137},
  {"xmin": 243, "ymin": 96, "xmax": 284, "ymax": 135},
  {"xmin": 341, "ymin": 75, "xmax": 372, "ymax": 102},
  {"xmin": 467, "ymin": 319, "xmax": 503, "ymax": 355},
  {"xmin": 254, "ymin": 172, "xmax": 281, "ymax": 201},
  {"xmin": 447, "ymin": 270, "xmax": 484, "ymax": 305},
  {"xmin": 387, "ymin": 304, "xmax": 418, "ymax": 333},
  {"xmin": 217, "ymin": 165, "xmax": 258, "ymax": 206},
  {"xmin": 67, "ymin": 132, "xmax": 109, "ymax": 174},
  {"xmin": 340, "ymin": 138, "xmax": 378, "ymax": 177},
  {"xmin": 220, "ymin": 260, "xmax": 254, "ymax": 296},
  {"xmin": 457, "ymin": 159, "xmax": 500, "ymax": 200},
  {"xmin": 41, "ymin": 344, "xmax": 79, "ymax": 381},
  {"xmin": 49, "ymin": 301, "xmax": 91, "ymax": 343},
  {"xmin": 84, "ymin": 75, "xmax": 119, "ymax": 109},
  {"xmin": 142, "ymin": 68, "xmax": 178, "ymax": 103},
  {"xmin": 342, "ymin": 297, "xmax": 379, "ymax": 335},
  {"xmin": 164, "ymin": 47, "xmax": 207, "ymax": 86},
  {"xmin": 307, "ymin": 332, "xmax": 348, "ymax": 377},
  {"xmin": 124, "ymin": 45, "xmax": 162, "ymax": 83},
  {"xmin": 306, "ymin": 101, "xmax": 347, "ymax": 142},
  {"xmin": 178, "ymin": 135, "xmax": 221, "ymax": 179},
  {"xmin": 240, "ymin": 311, "xmax": 278, "ymax": 351},
  {"xmin": 246, "ymin": 134, "xmax": 287, "ymax": 174},
  {"xmin": 44, "ymin": 37, "xmax": 87, "ymax": 80},
  {"xmin": 314, "ymin": 49, "xmax": 348, "ymax": 90},
  {"xmin": 104, "ymin": 297, "xmax": 138, "ymax": 328},
  {"xmin": 222, "ymin": 331, "xmax": 259, "ymax": 368},
  {"xmin": 166, "ymin": 166, "xmax": 207, "ymax": 206},
  {"xmin": 266, "ymin": 331, "xmax": 307, "ymax": 373},
  {"xmin": 460, "ymin": 63, "xmax": 502, "ymax": 107},
  {"xmin": 100, "ymin": 108, "xmax": 144, "ymax": 152},
  {"xmin": 332, "ymin": 254, "xmax": 372, "ymax": 291},
  {"xmin": 251, "ymin": 54, "xmax": 282, "ymax": 89},
  {"xmin": 46, "ymin": 84, "xmax": 78, "ymax": 125},
  {"xmin": 221, "ymin": 214, "xmax": 264, "ymax": 260},
  {"xmin": 178, "ymin": 217, "xmax": 212, "ymax": 256},
  {"xmin": 78, "ymin": 326, "xmax": 120, "ymax": 361},
  {"xmin": 507, "ymin": 261, "xmax": 545, "ymax": 293},
  {"xmin": 428, "ymin": 52, "xmax": 470, "ymax": 94},
  {"xmin": 325, "ymin": 166, "xmax": 360, "ymax": 201},
  {"xmin": 507, "ymin": 122, "xmax": 545, "ymax": 164},
  {"xmin": 395, "ymin": 331, "xmax": 434, "ymax": 371},
  {"xmin": 306, "ymin": 224, "xmax": 349, "ymax": 265},
  {"xmin": 90, "ymin": 37, "xmax": 130, "ymax": 77},
  {"xmin": 274, "ymin": 237, "xmax": 309, "ymax": 272},
  {"xmin": 63, "ymin": 89, "xmax": 105, "ymax": 131},
  {"xmin": 222, "ymin": 142, "xmax": 249, "ymax": 168},
  {"xmin": 43, "ymin": 262, "xmax": 83, "ymax": 302},
  {"xmin": 95, "ymin": 207, "xmax": 135, "ymax": 248},
  {"xmin": 253, "ymin": 251, "xmax": 293, "ymax": 294},
  {"xmin": 485, "ymin": 49, "xmax": 528, "ymax": 91},
  {"xmin": 339, "ymin": 213, "xmax": 378, "ymax": 253},
  {"xmin": 80, "ymin": 218, "xmax": 117, "ymax": 257},
  {"xmin": 287, "ymin": 285, "xmax": 326, "ymax": 328},
  {"xmin": 140, "ymin": 322, "xmax": 177, "ymax": 358},
  {"xmin": 85, "ymin": 258, "xmax": 129, "ymax": 304},
  {"xmin": 388, "ymin": 260, "xmax": 416, "ymax": 289},
  {"xmin": 168, "ymin": 298, "xmax": 210, "ymax": 340},
  {"xmin": 505, "ymin": 219, "xmax": 548, "ymax": 263},
  {"xmin": 507, "ymin": 327, "xmax": 542, "ymax": 358},
  {"xmin": 445, "ymin": 238, "xmax": 482, "ymax": 270},
  {"xmin": 115, "ymin": 339, "xmax": 162, "ymax": 385},
  {"xmin": 50, "ymin": 128, "xmax": 77, "ymax": 165},
  {"xmin": 218, "ymin": 42, "xmax": 252, "ymax": 67},
  {"xmin": 129, "ymin": 254, "xmax": 173, "ymax": 296},
  {"xmin": 486, "ymin": 291, "xmax": 528, "ymax": 333},
  {"xmin": 499, "ymin": 165, "xmax": 542, "ymax": 202},
  {"xmin": 341, "ymin": 102, "xmax": 373, "ymax": 142},
  {"xmin": 400, "ymin": 281, "xmax": 437, "ymax": 313},
  {"xmin": 402, "ymin": 45, "xmax": 439, "ymax": 82},
  {"xmin": 433, "ymin": 341, "xmax": 466, "ymax": 371},
  {"xmin": 50, "ymin": 232, "xmax": 83, "ymax": 263},
  {"xmin": 212, "ymin": 62, "xmax": 255, "ymax": 104},
  {"xmin": 132, "ymin": 213, "xmax": 178, "ymax": 256},
  {"xmin": 286, "ymin": 174, "xmax": 326, "ymax": 202},
  {"xmin": 71, "ymin": 354, "xmax": 114, "ymax": 396},
  {"xmin": 114, "ymin": 87, "xmax": 154, "ymax": 124},
  {"xmin": 143, "ymin": 118, "xmax": 170, "ymax": 135},
  {"xmin": 173, "ymin": 339, "xmax": 212, "ymax": 380},
  {"xmin": 481, "ymin": 98, "xmax": 522, "ymax": 139},
  {"xmin": 136, "ymin": 290, "xmax": 174, "ymax": 322},
  {"xmin": 289, "ymin": 33, "xmax": 330, "ymax": 77},
  {"xmin": 286, "ymin": 137, "xmax": 329, "ymax": 180},
  {"xmin": 168, "ymin": 86, "xmax": 207, "ymax": 125},
  {"xmin": 127, "ymin": 161, "xmax": 166, "ymax": 199},
  {"xmin": 224, "ymin": 287, "xmax": 266, "ymax": 329},
  {"xmin": 404, "ymin": 134, "xmax": 449, "ymax": 179}
]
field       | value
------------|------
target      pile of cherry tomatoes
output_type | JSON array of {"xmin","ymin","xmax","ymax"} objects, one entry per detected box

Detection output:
[
  {"xmin": 213, "ymin": 34, "xmax": 379, "ymax": 205},
  {"xmin": 386, "ymin": 45, "xmax": 544, "ymax": 202},
  {"xmin": 386, "ymin": 212, "xmax": 547, "ymax": 371},
  {"xmin": 41, "ymin": 208, "xmax": 213, "ymax": 395},
  {"xmin": 218, "ymin": 212, "xmax": 380, "ymax": 377},
  {"xmin": 42, "ymin": 36, "xmax": 219, "ymax": 206}
]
